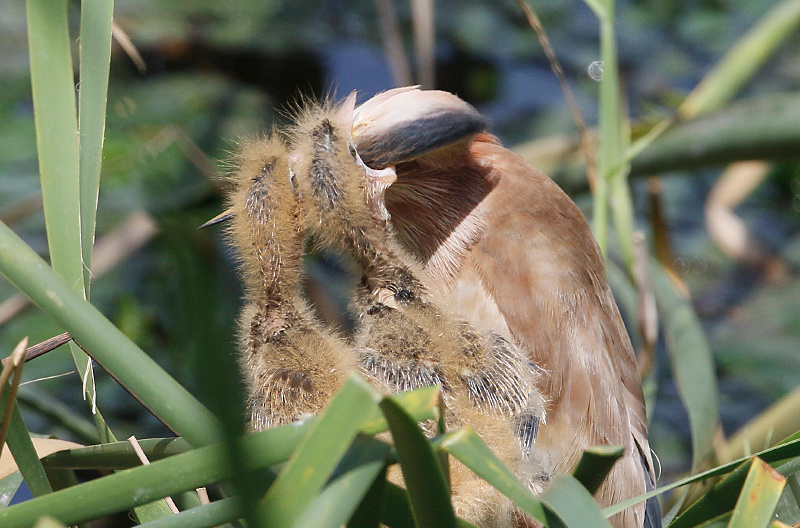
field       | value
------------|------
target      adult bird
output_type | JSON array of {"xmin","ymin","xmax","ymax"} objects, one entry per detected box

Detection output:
[{"xmin": 351, "ymin": 87, "xmax": 661, "ymax": 528}]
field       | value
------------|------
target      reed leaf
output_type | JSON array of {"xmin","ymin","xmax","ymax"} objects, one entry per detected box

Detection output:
[
  {"xmin": 0, "ymin": 220, "xmax": 221, "ymax": 447},
  {"xmin": 78, "ymin": 0, "xmax": 115, "ymax": 295},
  {"xmin": 0, "ymin": 389, "xmax": 51, "ymax": 497},
  {"xmin": 727, "ymin": 458, "xmax": 785, "ymax": 528},
  {"xmin": 680, "ymin": 0, "xmax": 800, "ymax": 119}
]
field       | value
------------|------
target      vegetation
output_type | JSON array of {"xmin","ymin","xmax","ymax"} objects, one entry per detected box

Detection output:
[{"xmin": 2, "ymin": 0, "xmax": 800, "ymax": 526}]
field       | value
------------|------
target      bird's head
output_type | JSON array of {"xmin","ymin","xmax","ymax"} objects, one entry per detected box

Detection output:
[
  {"xmin": 287, "ymin": 92, "xmax": 398, "ymax": 245},
  {"xmin": 225, "ymin": 135, "xmax": 303, "ymax": 297},
  {"xmin": 202, "ymin": 87, "xmax": 491, "ymax": 272},
  {"xmin": 352, "ymin": 86, "xmax": 489, "ymax": 169},
  {"xmin": 351, "ymin": 87, "xmax": 495, "ymax": 277}
]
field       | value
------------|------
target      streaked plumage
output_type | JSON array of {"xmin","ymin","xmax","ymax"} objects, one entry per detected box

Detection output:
[
  {"xmin": 215, "ymin": 87, "xmax": 660, "ymax": 528},
  {"xmin": 288, "ymin": 94, "xmax": 547, "ymax": 525},
  {"xmin": 225, "ymin": 135, "xmax": 357, "ymax": 429}
]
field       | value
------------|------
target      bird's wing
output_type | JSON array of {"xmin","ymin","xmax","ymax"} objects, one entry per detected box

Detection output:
[{"xmin": 384, "ymin": 133, "xmax": 656, "ymax": 526}]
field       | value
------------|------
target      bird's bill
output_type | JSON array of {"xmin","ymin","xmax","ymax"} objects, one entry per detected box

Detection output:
[
  {"xmin": 199, "ymin": 208, "xmax": 234, "ymax": 229},
  {"xmin": 352, "ymin": 86, "xmax": 488, "ymax": 169},
  {"xmin": 201, "ymin": 87, "xmax": 485, "ymax": 227}
]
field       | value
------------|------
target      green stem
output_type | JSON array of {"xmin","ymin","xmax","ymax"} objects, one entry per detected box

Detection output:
[
  {"xmin": 26, "ymin": 0, "xmax": 114, "ymax": 443},
  {"xmin": 0, "ymin": 220, "xmax": 222, "ymax": 447},
  {"xmin": 594, "ymin": 12, "xmax": 623, "ymax": 260},
  {"xmin": 0, "ymin": 425, "xmax": 306, "ymax": 526}
]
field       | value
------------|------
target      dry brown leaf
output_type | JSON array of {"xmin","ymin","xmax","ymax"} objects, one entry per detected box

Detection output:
[{"xmin": 0, "ymin": 438, "xmax": 83, "ymax": 480}]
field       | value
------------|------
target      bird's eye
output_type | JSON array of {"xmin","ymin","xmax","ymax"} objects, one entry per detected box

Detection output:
[{"xmin": 395, "ymin": 289, "xmax": 413, "ymax": 302}]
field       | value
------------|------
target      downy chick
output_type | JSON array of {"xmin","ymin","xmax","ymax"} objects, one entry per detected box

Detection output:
[
  {"xmin": 225, "ymin": 135, "xmax": 357, "ymax": 430},
  {"xmin": 287, "ymin": 95, "xmax": 547, "ymax": 526}
]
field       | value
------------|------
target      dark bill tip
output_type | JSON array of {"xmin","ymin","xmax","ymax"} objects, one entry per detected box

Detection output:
[
  {"xmin": 355, "ymin": 110, "xmax": 489, "ymax": 169},
  {"xmin": 199, "ymin": 209, "xmax": 234, "ymax": 229}
]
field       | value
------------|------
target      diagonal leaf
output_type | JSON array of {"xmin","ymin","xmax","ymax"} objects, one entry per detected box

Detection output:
[
  {"xmin": 347, "ymin": 463, "xmax": 387, "ymax": 528},
  {"xmin": 293, "ymin": 436, "xmax": 390, "ymax": 528},
  {"xmin": 0, "ymin": 419, "xmax": 309, "ymax": 526},
  {"xmin": 650, "ymin": 259, "xmax": 719, "ymax": 472},
  {"xmin": 679, "ymin": 0, "xmax": 800, "ymax": 119},
  {"xmin": 727, "ymin": 458, "xmax": 785, "ymax": 528},
  {"xmin": 0, "ymin": 383, "xmax": 52, "ymax": 498},
  {"xmin": 539, "ymin": 473, "xmax": 611, "ymax": 527},
  {"xmin": 656, "ymin": 460, "xmax": 752, "ymax": 528},
  {"xmin": 380, "ymin": 397, "xmax": 457, "ymax": 528},
  {"xmin": 660, "ymin": 453, "xmax": 798, "ymax": 527},
  {"xmin": 256, "ymin": 373, "xmax": 381, "ymax": 528},
  {"xmin": 773, "ymin": 470, "xmax": 800, "ymax": 523},
  {"xmin": 719, "ymin": 386, "xmax": 800, "ymax": 466},
  {"xmin": 0, "ymin": 338, "xmax": 28, "ymax": 459},
  {"xmin": 572, "ymin": 445, "xmax": 624, "ymax": 496},
  {"xmin": 440, "ymin": 427, "xmax": 548, "ymax": 524},
  {"xmin": 0, "ymin": 220, "xmax": 221, "ymax": 447},
  {"xmin": 0, "ymin": 472, "xmax": 23, "ymax": 509},
  {"xmin": 606, "ymin": 435, "xmax": 800, "ymax": 519}
]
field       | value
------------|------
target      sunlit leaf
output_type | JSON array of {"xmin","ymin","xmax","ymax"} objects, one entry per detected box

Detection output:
[
  {"xmin": 727, "ymin": 458, "xmax": 785, "ymax": 528},
  {"xmin": 257, "ymin": 374, "xmax": 381, "ymax": 528},
  {"xmin": 540, "ymin": 473, "xmax": 611, "ymax": 527},
  {"xmin": 380, "ymin": 397, "xmax": 457, "ymax": 528},
  {"xmin": 293, "ymin": 436, "xmax": 389, "ymax": 528}
]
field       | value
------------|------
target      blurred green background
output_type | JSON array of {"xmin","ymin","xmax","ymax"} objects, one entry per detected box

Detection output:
[{"xmin": 2, "ymin": 0, "xmax": 800, "ymax": 489}]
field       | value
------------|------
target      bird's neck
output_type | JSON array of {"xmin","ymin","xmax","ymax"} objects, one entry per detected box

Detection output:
[
  {"xmin": 385, "ymin": 151, "xmax": 494, "ymax": 279},
  {"xmin": 340, "ymin": 221, "xmax": 425, "ymax": 299},
  {"xmin": 247, "ymin": 222, "xmax": 304, "ymax": 311}
]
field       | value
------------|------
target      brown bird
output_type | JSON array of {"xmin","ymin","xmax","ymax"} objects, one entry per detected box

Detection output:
[
  {"xmin": 351, "ymin": 87, "xmax": 661, "ymax": 528},
  {"xmin": 287, "ymin": 94, "xmax": 548, "ymax": 525},
  {"xmin": 224, "ymin": 134, "xmax": 357, "ymax": 430}
]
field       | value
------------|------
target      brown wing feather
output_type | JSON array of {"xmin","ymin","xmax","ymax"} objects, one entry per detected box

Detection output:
[{"xmin": 382, "ymin": 132, "xmax": 653, "ymax": 527}]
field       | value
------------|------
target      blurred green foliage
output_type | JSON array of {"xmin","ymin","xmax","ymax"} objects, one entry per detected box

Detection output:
[{"xmin": 1, "ymin": 1, "xmax": 800, "ymax": 523}]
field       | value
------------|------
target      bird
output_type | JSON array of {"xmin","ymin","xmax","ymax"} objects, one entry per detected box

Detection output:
[
  {"xmin": 351, "ymin": 86, "xmax": 661, "ymax": 528},
  {"xmin": 286, "ymin": 93, "xmax": 548, "ymax": 526},
  {"xmin": 223, "ymin": 134, "xmax": 358, "ymax": 430}
]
